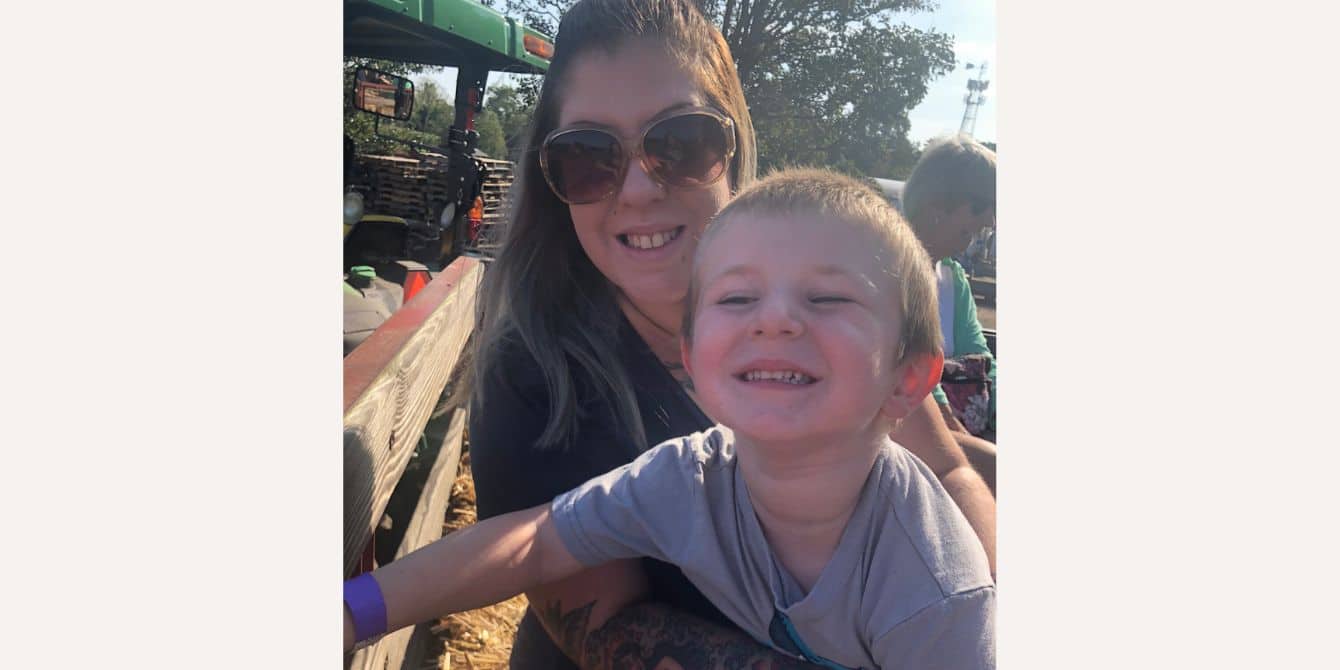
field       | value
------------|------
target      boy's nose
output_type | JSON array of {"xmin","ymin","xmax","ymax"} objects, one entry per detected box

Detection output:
[{"xmin": 751, "ymin": 296, "xmax": 805, "ymax": 338}]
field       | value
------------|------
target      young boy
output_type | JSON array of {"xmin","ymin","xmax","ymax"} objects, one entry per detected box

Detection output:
[{"xmin": 344, "ymin": 169, "xmax": 995, "ymax": 669}]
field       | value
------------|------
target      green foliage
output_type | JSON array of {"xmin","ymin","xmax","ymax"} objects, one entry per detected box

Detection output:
[
  {"xmin": 344, "ymin": 58, "xmax": 451, "ymax": 155},
  {"xmin": 475, "ymin": 111, "xmax": 508, "ymax": 157},
  {"xmin": 408, "ymin": 80, "xmax": 456, "ymax": 141},
  {"xmin": 717, "ymin": 2, "xmax": 954, "ymax": 179},
  {"xmin": 484, "ymin": 82, "xmax": 540, "ymax": 160},
  {"xmin": 498, "ymin": 0, "xmax": 954, "ymax": 179},
  {"xmin": 344, "ymin": 58, "xmax": 541, "ymax": 161}
]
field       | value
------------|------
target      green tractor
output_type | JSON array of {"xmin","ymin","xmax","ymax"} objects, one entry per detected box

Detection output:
[{"xmin": 343, "ymin": 0, "xmax": 551, "ymax": 355}]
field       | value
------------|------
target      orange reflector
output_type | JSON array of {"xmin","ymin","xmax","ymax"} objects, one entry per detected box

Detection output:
[
  {"xmin": 468, "ymin": 196, "xmax": 485, "ymax": 241},
  {"xmin": 524, "ymin": 34, "xmax": 554, "ymax": 59},
  {"xmin": 403, "ymin": 270, "xmax": 430, "ymax": 302}
]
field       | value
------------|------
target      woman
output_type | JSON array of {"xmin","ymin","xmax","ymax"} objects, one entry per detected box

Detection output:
[
  {"xmin": 902, "ymin": 134, "xmax": 999, "ymax": 494},
  {"xmin": 463, "ymin": 1, "xmax": 997, "ymax": 667}
]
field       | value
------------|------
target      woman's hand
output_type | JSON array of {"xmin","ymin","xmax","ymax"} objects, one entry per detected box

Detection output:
[{"xmin": 936, "ymin": 400, "xmax": 970, "ymax": 433}]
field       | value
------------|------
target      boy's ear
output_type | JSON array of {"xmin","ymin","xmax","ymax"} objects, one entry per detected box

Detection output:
[{"xmin": 882, "ymin": 351, "xmax": 944, "ymax": 421}]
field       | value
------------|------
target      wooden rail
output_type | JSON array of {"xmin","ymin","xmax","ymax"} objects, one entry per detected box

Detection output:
[
  {"xmin": 344, "ymin": 255, "xmax": 481, "ymax": 577},
  {"xmin": 348, "ymin": 409, "xmax": 468, "ymax": 670}
]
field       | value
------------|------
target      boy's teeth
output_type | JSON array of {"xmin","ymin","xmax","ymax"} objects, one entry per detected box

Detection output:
[{"xmin": 743, "ymin": 370, "xmax": 813, "ymax": 384}]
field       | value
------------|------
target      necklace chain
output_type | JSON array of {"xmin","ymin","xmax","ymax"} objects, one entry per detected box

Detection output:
[
  {"xmin": 620, "ymin": 293, "xmax": 678, "ymax": 339},
  {"xmin": 617, "ymin": 292, "xmax": 683, "ymax": 369}
]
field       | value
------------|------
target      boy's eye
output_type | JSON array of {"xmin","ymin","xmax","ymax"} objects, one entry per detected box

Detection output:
[
  {"xmin": 810, "ymin": 295, "xmax": 852, "ymax": 304},
  {"xmin": 716, "ymin": 295, "xmax": 754, "ymax": 305}
]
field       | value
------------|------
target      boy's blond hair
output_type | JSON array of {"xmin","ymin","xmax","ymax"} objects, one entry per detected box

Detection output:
[
  {"xmin": 682, "ymin": 168, "xmax": 941, "ymax": 365},
  {"xmin": 902, "ymin": 134, "xmax": 996, "ymax": 237}
]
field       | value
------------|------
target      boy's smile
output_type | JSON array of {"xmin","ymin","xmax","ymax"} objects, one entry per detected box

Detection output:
[
  {"xmin": 733, "ymin": 355, "xmax": 820, "ymax": 387},
  {"xmin": 684, "ymin": 211, "xmax": 909, "ymax": 447}
]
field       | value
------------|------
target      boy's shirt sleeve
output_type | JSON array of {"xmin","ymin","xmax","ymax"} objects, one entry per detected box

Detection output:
[
  {"xmin": 549, "ymin": 433, "xmax": 706, "ymax": 567},
  {"xmin": 869, "ymin": 586, "xmax": 995, "ymax": 670}
]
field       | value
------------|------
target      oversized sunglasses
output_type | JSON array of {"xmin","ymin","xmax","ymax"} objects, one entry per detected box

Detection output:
[{"xmin": 540, "ymin": 107, "xmax": 736, "ymax": 205}]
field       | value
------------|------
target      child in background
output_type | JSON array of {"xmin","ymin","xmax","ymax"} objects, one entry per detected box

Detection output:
[{"xmin": 343, "ymin": 169, "xmax": 994, "ymax": 669}]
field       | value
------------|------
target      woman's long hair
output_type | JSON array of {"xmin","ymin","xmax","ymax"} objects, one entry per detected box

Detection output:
[{"xmin": 458, "ymin": 0, "xmax": 757, "ymax": 449}]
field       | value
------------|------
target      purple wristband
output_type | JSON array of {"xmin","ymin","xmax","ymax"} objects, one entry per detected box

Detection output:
[{"xmin": 344, "ymin": 573, "xmax": 388, "ymax": 643}]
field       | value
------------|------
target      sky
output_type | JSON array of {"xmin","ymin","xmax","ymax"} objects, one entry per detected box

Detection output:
[
  {"xmin": 415, "ymin": 0, "xmax": 995, "ymax": 147},
  {"xmin": 901, "ymin": 0, "xmax": 997, "ymax": 146}
]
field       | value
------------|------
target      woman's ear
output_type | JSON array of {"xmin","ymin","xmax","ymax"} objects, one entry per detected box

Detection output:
[{"xmin": 882, "ymin": 351, "xmax": 944, "ymax": 420}]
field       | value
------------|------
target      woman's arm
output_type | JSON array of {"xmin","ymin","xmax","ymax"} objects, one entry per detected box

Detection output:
[
  {"xmin": 343, "ymin": 504, "xmax": 583, "ymax": 651},
  {"xmin": 893, "ymin": 396, "xmax": 996, "ymax": 577}
]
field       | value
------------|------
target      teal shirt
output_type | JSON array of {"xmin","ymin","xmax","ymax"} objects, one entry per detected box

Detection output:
[{"xmin": 931, "ymin": 259, "xmax": 996, "ymax": 427}]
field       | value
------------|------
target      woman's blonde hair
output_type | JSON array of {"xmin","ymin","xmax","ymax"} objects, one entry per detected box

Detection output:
[{"xmin": 458, "ymin": 0, "xmax": 758, "ymax": 449}]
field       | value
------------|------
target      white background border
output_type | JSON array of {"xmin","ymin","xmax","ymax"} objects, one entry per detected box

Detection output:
[{"xmin": 7, "ymin": 0, "xmax": 1340, "ymax": 666}]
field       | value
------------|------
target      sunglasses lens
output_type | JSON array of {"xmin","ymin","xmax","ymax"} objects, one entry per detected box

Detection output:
[
  {"xmin": 544, "ymin": 130, "xmax": 623, "ymax": 204},
  {"xmin": 642, "ymin": 113, "xmax": 731, "ymax": 188}
]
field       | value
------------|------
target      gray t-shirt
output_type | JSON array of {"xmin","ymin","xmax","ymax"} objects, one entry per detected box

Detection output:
[{"xmin": 550, "ymin": 425, "xmax": 995, "ymax": 670}]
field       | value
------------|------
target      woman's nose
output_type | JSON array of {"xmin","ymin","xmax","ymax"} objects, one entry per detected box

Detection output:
[{"xmin": 615, "ymin": 154, "xmax": 664, "ymax": 208}]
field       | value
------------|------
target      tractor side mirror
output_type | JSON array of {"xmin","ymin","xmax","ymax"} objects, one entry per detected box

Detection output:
[{"xmin": 353, "ymin": 67, "xmax": 414, "ymax": 121}]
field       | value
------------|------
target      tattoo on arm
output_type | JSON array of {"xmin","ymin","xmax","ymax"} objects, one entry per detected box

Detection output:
[
  {"xmin": 537, "ymin": 599, "xmax": 597, "ymax": 662},
  {"xmin": 539, "ymin": 599, "xmax": 815, "ymax": 670}
]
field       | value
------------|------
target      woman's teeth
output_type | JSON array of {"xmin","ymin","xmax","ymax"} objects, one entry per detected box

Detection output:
[
  {"xmin": 620, "ymin": 227, "xmax": 681, "ymax": 250},
  {"xmin": 742, "ymin": 370, "xmax": 815, "ymax": 385}
]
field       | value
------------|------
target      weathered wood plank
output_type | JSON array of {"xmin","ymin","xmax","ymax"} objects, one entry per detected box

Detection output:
[
  {"xmin": 348, "ymin": 409, "xmax": 468, "ymax": 670},
  {"xmin": 344, "ymin": 256, "xmax": 481, "ymax": 577},
  {"xmin": 398, "ymin": 409, "xmax": 468, "ymax": 670},
  {"xmin": 347, "ymin": 626, "xmax": 413, "ymax": 670},
  {"xmin": 396, "ymin": 408, "xmax": 467, "ymax": 560}
]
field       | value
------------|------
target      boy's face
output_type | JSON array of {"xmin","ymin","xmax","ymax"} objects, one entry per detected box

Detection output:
[{"xmin": 683, "ymin": 212, "xmax": 934, "ymax": 447}]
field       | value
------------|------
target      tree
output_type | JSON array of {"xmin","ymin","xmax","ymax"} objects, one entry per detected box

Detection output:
[
  {"xmin": 484, "ymin": 82, "xmax": 539, "ymax": 160},
  {"xmin": 343, "ymin": 59, "xmax": 447, "ymax": 155},
  {"xmin": 707, "ymin": 0, "xmax": 954, "ymax": 178},
  {"xmin": 475, "ymin": 111, "xmax": 509, "ymax": 157},
  {"xmin": 498, "ymin": 0, "xmax": 955, "ymax": 178},
  {"xmin": 409, "ymin": 80, "xmax": 457, "ymax": 140}
]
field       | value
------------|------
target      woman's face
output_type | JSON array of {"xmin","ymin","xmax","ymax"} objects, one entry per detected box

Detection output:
[
  {"xmin": 916, "ymin": 201, "xmax": 994, "ymax": 261},
  {"xmin": 556, "ymin": 40, "xmax": 732, "ymax": 311}
]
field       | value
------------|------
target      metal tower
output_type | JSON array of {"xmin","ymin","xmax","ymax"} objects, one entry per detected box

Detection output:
[{"xmin": 959, "ymin": 62, "xmax": 990, "ymax": 137}]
